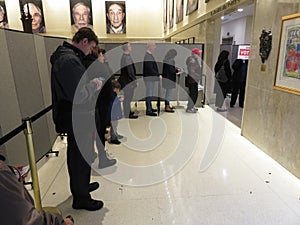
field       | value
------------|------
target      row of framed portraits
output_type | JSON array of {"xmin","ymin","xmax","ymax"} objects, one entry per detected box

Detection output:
[
  {"xmin": 164, "ymin": 0, "xmax": 198, "ymax": 32},
  {"xmin": 0, "ymin": 0, "xmax": 127, "ymax": 34}
]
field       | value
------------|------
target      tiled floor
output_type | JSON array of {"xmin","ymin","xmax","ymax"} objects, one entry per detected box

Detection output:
[{"xmin": 31, "ymin": 104, "xmax": 300, "ymax": 225}]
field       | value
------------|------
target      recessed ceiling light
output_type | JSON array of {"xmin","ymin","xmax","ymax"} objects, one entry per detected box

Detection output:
[
  {"xmin": 221, "ymin": 16, "xmax": 225, "ymax": 20},
  {"xmin": 237, "ymin": 8, "xmax": 244, "ymax": 12}
]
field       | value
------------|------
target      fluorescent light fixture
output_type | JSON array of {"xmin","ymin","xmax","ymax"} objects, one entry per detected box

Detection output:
[{"xmin": 237, "ymin": 8, "xmax": 244, "ymax": 12}]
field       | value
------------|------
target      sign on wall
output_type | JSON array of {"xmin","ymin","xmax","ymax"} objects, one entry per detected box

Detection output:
[{"xmin": 237, "ymin": 45, "xmax": 250, "ymax": 60}]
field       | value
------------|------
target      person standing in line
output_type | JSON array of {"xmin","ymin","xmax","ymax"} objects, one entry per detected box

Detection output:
[
  {"xmin": 214, "ymin": 50, "xmax": 232, "ymax": 111},
  {"xmin": 185, "ymin": 48, "xmax": 202, "ymax": 113},
  {"xmin": 162, "ymin": 49, "xmax": 179, "ymax": 113},
  {"xmin": 83, "ymin": 46, "xmax": 117, "ymax": 168},
  {"xmin": 230, "ymin": 59, "xmax": 243, "ymax": 108},
  {"xmin": 143, "ymin": 42, "xmax": 161, "ymax": 116},
  {"xmin": 118, "ymin": 42, "xmax": 138, "ymax": 119},
  {"xmin": 51, "ymin": 27, "xmax": 103, "ymax": 211}
]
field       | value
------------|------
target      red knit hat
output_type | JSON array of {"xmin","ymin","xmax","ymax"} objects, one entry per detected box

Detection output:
[{"xmin": 192, "ymin": 48, "xmax": 202, "ymax": 55}]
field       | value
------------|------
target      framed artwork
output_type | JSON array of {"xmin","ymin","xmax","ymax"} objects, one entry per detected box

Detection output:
[
  {"xmin": 0, "ymin": 1, "xmax": 9, "ymax": 28},
  {"xmin": 176, "ymin": 0, "xmax": 183, "ymax": 24},
  {"xmin": 70, "ymin": 0, "xmax": 93, "ymax": 34},
  {"xmin": 168, "ymin": 0, "xmax": 174, "ymax": 29},
  {"xmin": 163, "ymin": 0, "xmax": 167, "ymax": 33},
  {"xmin": 186, "ymin": 0, "xmax": 198, "ymax": 16},
  {"xmin": 105, "ymin": 1, "xmax": 126, "ymax": 34},
  {"xmin": 274, "ymin": 13, "xmax": 300, "ymax": 95},
  {"xmin": 20, "ymin": 0, "xmax": 46, "ymax": 33}
]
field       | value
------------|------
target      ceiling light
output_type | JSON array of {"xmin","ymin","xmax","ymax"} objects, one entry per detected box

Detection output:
[
  {"xmin": 237, "ymin": 8, "xmax": 244, "ymax": 12},
  {"xmin": 221, "ymin": 16, "xmax": 225, "ymax": 20}
]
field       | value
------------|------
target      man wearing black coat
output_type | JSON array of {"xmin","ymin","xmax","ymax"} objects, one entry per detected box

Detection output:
[{"xmin": 118, "ymin": 42, "xmax": 138, "ymax": 119}]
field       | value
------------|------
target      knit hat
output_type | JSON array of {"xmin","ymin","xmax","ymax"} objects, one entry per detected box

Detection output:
[{"xmin": 192, "ymin": 48, "xmax": 202, "ymax": 55}]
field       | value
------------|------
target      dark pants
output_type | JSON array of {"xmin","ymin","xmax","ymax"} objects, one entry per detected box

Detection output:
[
  {"xmin": 187, "ymin": 83, "xmax": 198, "ymax": 110},
  {"xmin": 67, "ymin": 132, "xmax": 92, "ymax": 201},
  {"xmin": 123, "ymin": 87, "xmax": 135, "ymax": 117},
  {"xmin": 239, "ymin": 81, "xmax": 246, "ymax": 107},
  {"xmin": 95, "ymin": 109, "xmax": 109, "ymax": 163},
  {"xmin": 215, "ymin": 81, "xmax": 227, "ymax": 108}
]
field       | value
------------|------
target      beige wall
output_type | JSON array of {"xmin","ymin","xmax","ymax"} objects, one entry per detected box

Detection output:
[
  {"xmin": 5, "ymin": 0, "xmax": 163, "ymax": 39},
  {"xmin": 242, "ymin": 0, "xmax": 300, "ymax": 178}
]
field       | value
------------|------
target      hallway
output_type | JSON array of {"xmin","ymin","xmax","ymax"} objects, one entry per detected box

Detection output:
[{"xmin": 31, "ymin": 105, "xmax": 300, "ymax": 225}]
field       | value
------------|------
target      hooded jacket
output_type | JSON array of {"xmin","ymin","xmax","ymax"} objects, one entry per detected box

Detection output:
[{"xmin": 50, "ymin": 41, "xmax": 98, "ymax": 133}]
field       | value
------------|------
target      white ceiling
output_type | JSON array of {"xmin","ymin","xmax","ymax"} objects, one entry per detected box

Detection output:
[{"xmin": 221, "ymin": 4, "xmax": 254, "ymax": 24}]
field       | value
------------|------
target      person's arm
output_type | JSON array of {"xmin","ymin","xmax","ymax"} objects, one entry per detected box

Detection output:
[
  {"xmin": 0, "ymin": 163, "xmax": 67, "ymax": 225},
  {"xmin": 125, "ymin": 56, "xmax": 136, "ymax": 81},
  {"xmin": 224, "ymin": 60, "xmax": 232, "ymax": 80}
]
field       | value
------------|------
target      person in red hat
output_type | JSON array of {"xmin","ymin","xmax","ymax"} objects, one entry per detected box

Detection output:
[{"xmin": 185, "ymin": 48, "xmax": 202, "ymax": 113}]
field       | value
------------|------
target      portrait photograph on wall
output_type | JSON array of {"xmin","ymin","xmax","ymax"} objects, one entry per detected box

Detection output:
[
  {"xmin": 20, "ymin": 0, "xmax": 46, "ymax": 33},
  {"xmin": 0, "ymin": 1, "xmax": 9, "ymax": 28},
  {"xmin": 163, "ymin": 0, "xmax": 167, "ymax": 33},
  {"xmin": 168, "ymin": 0, "xmax": 174, "ymax": 29},
  {"xmin": 275, "ymin": 13, "xmax": 300, "ymax": 95},
  {"xmin": 176, "ymin": 0, "xmax": 183, "ymax": 24},
  {"xmin": 70, "ymin": 0, "xmax": 93, "ymax": 34},
  {"xmin": 105, "ymin": 1, "xmax": 126, "ymax": 34},
  {"xmin": 186, "ymin": 0, "xmax": 198, "ymax": 16}
]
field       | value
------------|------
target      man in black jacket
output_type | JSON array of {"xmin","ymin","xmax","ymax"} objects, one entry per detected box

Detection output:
[
  {"xmin": 143, "ymin": 42, "xmax": 161, "ymax": 116},
  {"xmin": 51, "ymin": 27, "xmax": 103, "ymax": 211},
  {"xmin": 118, "ymin": 42, "xmax": 138, "ymax": 119}
]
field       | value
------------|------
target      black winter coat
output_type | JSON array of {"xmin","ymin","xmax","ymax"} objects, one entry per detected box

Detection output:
[
  {"xmin": 143, "ymin": 51, "xmax": 159, "ymax": 82},
  {"xmin": 162, "ymin": 58, "xmax": 177, "ymax": 89}
]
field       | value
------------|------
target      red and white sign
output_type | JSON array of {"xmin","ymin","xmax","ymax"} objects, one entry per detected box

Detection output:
[{"xmin": 238, "ymin": 45, "xmax": 250, "ymax": 60}]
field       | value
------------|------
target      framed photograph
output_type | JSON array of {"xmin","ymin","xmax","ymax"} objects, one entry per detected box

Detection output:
[
  {"xmin": 176, "ymin": 0, "xmax": 183, "ymax": 24},
  {"xmin": 168, "ymin": 0, "xmax": 174, "ymax": 29},
  {"xmin": 105, "ymin": 1, "xmax": 126, "ymax": 34},
  {"xmin": 275, "ymin": 13, "xmax": 300, "ymax": 95},
  {"xmin": 186, "ymin": 0, "xmax": 198, "ymax": 16},
  {"xmin": 0, "ymin": 0, "xmax": 9, "ymax": 28},
  {"xmin": 70, "ymin": 0, "xmax": 93, "ymax": 34},
  {"xmin": 20, "ymin": 0, "xmax": 46, "ymax": 33}
]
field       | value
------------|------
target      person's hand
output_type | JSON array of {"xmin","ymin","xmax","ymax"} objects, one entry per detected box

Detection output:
[
  {"xmin": 118, "ymin": 95, "xmax": 124, "ymax": 102},
  {"xmin": 92, "ymin": 78, "xmax": 103, "ymax": 90},
  {"xmin": 64, "ymin": 218, "xmax": 74, "ymax": 225}
]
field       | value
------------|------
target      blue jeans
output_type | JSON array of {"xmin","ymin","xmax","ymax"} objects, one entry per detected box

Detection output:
[
  {"xmin": 145, "ymin": 80, "xmax": 155, "ymax": 112},
  {"xmin": 164, "ymin": 88, "xmax": 174, "ymax": 106}
]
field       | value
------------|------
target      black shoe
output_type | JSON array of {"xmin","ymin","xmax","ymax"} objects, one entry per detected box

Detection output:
[
  {"xmin": 89, "ymin": 182, "xmax": 99, "ymax": 192},
  {"xmin": 129, "ymin": 114, "xmax": 138, "ymax": 119},
  {"xmin": 146, "ymin": 112, "xmax": 157, "ymax": 116},
  {"xmin": 72, "ymin": 198, "xmax": 104, "ymax": 211},
  {"xmin": 98, "ymin": 158, "xmax": 117, "ymax": 169},
  {"xmin": 151, "ymin": 109, "xmax": 158, "ymax": 112},
  {"xmin": 110, "ymin": 139, "xmax": 121, "ymax": 145}
]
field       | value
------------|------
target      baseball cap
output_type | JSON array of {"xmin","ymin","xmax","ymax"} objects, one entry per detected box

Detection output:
[{"xmin": 192, "ymin": 48, "xmax": 202, "ymax": 55}]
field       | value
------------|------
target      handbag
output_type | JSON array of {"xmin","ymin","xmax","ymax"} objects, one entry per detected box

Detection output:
[{"xmin": 215, "ymin": 62, "xmax": 228, "ymax": 83}]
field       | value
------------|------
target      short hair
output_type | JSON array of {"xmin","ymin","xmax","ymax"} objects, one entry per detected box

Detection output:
[
  {"xmin": 106, "ymin": 2, "xmax": 125, "ymax": 13},
  {"xmin": 72, "ymin": 2, "xmax": 90, "ymax": 22},
  {"xmin": 23, "ymin": 3, "xmax": 41, "ymax": 16},
  {"xmin": 111, "ymin": 79, "xmax": 121, "ymax": 89},
  {"xmin": 122, "ymin": 42, "xmax": 129, "ymax": 51},
  {"xmin": 72, "ymin": 27, "xmax": 98, "ymax": 44}
]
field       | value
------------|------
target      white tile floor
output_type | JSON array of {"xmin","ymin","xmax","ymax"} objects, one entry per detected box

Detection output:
[{"xmin": 31, "ymin": 105, "xmax": 300, "ymax": 225}]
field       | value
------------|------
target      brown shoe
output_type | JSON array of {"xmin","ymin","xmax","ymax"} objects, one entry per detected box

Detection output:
[{"xmin": 165, "ymin": 105, "xmax": 175, "ymax": 113}]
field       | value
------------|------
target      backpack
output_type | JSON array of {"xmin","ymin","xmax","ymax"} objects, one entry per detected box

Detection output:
[{"xmin": 215, "ymin": 61, "xmax": 228, "ymax": 83}]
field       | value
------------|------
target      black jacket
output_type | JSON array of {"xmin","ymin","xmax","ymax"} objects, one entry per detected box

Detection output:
[
  {"xmin": 119, "ymin": 53, "xmax": 137, "ymax": 88},
  {"xmin": 162, "ymin": 58, "xmax": 177, "ymax": 89},
  {"xmin": 50, "ymin": 41, "xmax": 98, "ymax": 133},
  {"xmin": 214, "ymin": 59, "xmax": 232, "ymax": 83},
  {"xmin": 143, "ymin": 51, "xmax": 159, "ymax": 81}
]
